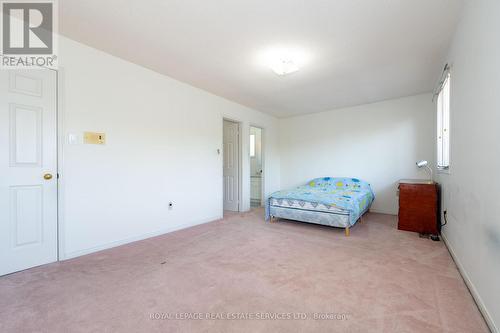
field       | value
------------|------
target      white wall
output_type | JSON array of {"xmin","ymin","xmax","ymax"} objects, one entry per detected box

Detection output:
[
  {"xmin": 279, "ymin": 94, "xmax": 435, "ymax": 215},
  {"xmin": 58, "ymin": 37, "xmax": 280, "ymax": 259},
  {"xmin": 437, "ymin": 1, "xmax": 500, "ymax": 331}
]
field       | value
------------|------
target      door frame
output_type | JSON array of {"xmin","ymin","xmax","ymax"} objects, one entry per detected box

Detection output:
[
  {"xmin": 41, "ymin": 66, "xmax": 67, "ymax": 261},
  {"xmin": 45, "ymin": 66, "xmax": 63, "ymax": 262},
  {"xmin": 35, "ymin": 66, "xmax": 63, "ymax": 261},
  {"xmin": 249, "ymin": 124, "xmax": 265, "ymax": 207},
  {"xmin": 53, "ymin": 67, "xmax": 65, "ymax": 260},
  {"xmin": 222, "ymin": 117, "xmax": 242, "ymax": 212}
]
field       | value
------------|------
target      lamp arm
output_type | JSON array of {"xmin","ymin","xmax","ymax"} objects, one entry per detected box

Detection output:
[{"xmin": 425, "ymin": 165, "xmax": 433, "ymax": 182}]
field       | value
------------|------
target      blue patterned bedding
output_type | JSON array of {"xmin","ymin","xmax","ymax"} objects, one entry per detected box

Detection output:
[{"xmin": 266, "ymin": 177, "xmax": 374, "ymax": 226}]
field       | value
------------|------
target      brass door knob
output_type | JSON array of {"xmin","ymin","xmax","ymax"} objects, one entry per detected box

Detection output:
[{"xmin": 43, "ymin": 173, "xmax": 53, "ymax": 180}]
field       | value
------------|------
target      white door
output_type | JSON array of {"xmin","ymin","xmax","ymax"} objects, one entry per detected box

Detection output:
[
  {"xmin": 0, "ymin": 69, "xmax": 58, "ymax": 276},
  {"xmin": 223, "ymin": 120, "xmax": 239, "ymax": 211}
]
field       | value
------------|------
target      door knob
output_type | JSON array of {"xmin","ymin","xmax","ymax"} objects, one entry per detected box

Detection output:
[{"xmin": 43, "ymin": 173, "xmax": 53, "ymax": 180}]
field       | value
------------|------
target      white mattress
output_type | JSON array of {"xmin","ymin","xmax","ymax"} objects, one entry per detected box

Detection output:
[{"xmin": 269, "ymin": 198, "xmax": 349, "ymax": 215}]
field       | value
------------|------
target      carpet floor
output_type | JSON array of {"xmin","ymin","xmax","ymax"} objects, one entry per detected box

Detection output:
[{"xmin": 0, "ymin": 209, "xmax": 489, "ymax": 332}]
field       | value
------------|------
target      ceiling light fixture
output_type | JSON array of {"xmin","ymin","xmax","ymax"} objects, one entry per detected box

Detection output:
[
  {"xmin": 258, "ymin": 47, "xmax": 309, "ymax": 76},
  {"xmin": 269, "ymin": 58, "xmax": 300, "ymax": 76}
]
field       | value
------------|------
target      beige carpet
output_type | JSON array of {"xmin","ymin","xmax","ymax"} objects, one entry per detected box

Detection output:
[{"xmin": 0, "ymin": 209, "xmax": 489, "ymax": 332}]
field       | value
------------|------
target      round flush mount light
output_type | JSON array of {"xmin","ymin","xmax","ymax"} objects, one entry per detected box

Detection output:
[{"xmin": 258, "ymin": 47, "xmax": 310, "ymax": 76}]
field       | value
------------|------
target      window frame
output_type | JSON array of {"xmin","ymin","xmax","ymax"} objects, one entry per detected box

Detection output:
[{"xmin": 436, "ymin": 71, "xmax": 451, "ymax": 173}]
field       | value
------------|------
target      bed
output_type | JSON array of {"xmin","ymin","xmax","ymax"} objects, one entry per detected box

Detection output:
[{"xmin": 265, "ymin": 177, "xmax": 374, "ymax": 236}]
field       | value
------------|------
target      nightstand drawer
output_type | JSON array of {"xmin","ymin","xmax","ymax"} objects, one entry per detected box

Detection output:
[{"xmin": 398, "ymin": 207, "xmax": 438, "ymax": 234}]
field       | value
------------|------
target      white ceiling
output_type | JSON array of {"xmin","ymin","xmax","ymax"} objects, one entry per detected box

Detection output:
[{"xmin": 60, "ymin": 0, "xmax": 463, "ymax": 118}]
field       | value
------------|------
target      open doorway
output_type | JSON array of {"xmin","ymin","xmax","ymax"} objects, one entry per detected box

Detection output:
[
  {"xmin": 249, "ymin": 126, "xmax": 263, "ymax": 208},
  {"xmin": 223, "ymin": 119, "xmax": 240, "ymax": 212}
]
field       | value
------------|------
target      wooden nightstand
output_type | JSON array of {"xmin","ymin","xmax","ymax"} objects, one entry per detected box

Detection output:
[{"xmin": 398, "ymin": 179, "xmax": 440, "ymax": 236}]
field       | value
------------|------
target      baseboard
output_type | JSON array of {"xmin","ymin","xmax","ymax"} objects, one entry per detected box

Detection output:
[
  {"xmin": 368, "ymin": 208, "xmax": 396, "ymax": 215},
  {"xmin": 62, "ymin": 214, "xmax": 223, "ymax": 260},
  {"xmin": 441, "ymin": 231, "xmax": 498, "ymax": 333}
]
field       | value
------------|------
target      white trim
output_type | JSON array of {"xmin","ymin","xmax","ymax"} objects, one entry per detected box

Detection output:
[
  {"xmin": 55, "ymin": 66, "xmax": 66, "ymax": 260},
  {"xmin": 441, "ymin": 232, "xmax": 498, "ymax": 333},
  {"xmin": 63, "ymin": 215, "xmax": 222, "ymax": 260},
  {"xmin": 38, "ymin": 66, "xmax": 63, "ymax": 262}
]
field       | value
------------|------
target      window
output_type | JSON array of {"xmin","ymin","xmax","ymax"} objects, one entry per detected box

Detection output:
[
  {"xmin": 437, "ymin": 72, "xmax": 450, "ymax": 170},
  {"xmin": 249, "ymin": 134, "xmax": 256, "ymax": 157}
]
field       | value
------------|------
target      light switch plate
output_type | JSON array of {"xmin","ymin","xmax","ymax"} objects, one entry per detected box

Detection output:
[
  {"xmin": 67, "ymin": 133, "xmax": 80, "ymax": 145},
  {"xmin": 84, "ymin": 132, "xmax": 106, "ymax": 145}
]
